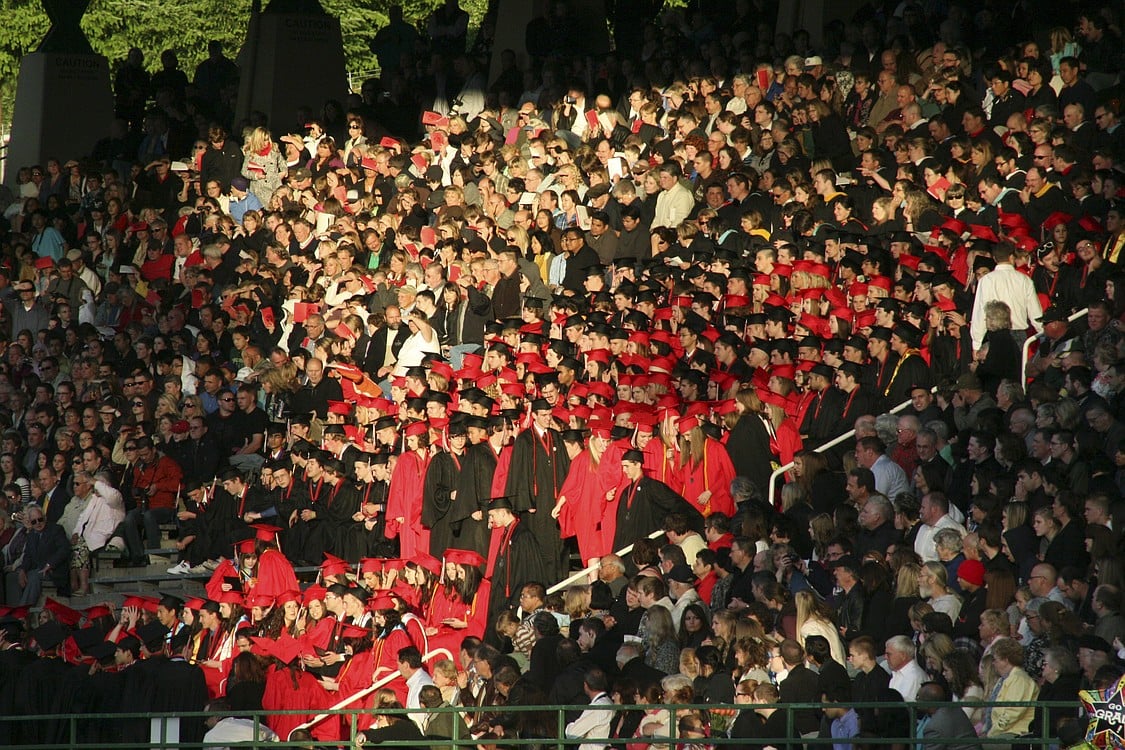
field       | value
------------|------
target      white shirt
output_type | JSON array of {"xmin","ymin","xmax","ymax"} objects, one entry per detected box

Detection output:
[
  {"xmin": 888, "ymin": 659, "xmax": 928, "ymax": 701},
  {"xmin": 970, "ymin": 262, "xmax": 1043, "ymax": 350},
  {"xmin": 913, "ymin": 514, "xmax": 965, "ymax": 562},
  {"xmin": 869, "ymin": 454, "xmax": 911, "ymax": 500},
  {"xmin": 652, "ymin": 182, "xmax": 695, "ymax": 229},
  {"xmin": 565, "ymin": 692, "xmax": 614, "ymax": 750},
  {"xmin": 405, "ymin": 667, "xmax": 436, "ymax": 727},
  {"xmin": 202, "ymin": 717, "xmax": 278, "ymax": 749}
]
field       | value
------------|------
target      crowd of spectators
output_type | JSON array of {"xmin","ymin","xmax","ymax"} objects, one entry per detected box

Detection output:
[{"xmin": 0, "ymin": 0, "xmax": 1124, "ymax": 747}]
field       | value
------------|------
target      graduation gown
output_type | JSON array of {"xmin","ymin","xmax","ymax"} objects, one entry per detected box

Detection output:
[
  {"xmin": 252, "ymin": 548, "xmax": 300, "ymax": 599},
  {"xmin": 610, "ymin": 476, "xmax": 703, "ymax": 553},
  {"xmin": 318, "ymin": 478, "xmax": 361, "ymax": 559},
  {"xmin": 424, "ymin": 579, "xmax": 493, "ymax": 665},
  {"xmin": 556, "ymin": 448, "xmax": 621, "ymax": 562},
  {"xmin": 726, "ymin": 414, "xmax": 775, "ymax": 491},
  {"xmin": 339, "ymin": 479, "xmax": 394, "ymax": 561},
  {"xmin": 677, "ymin": 438, "xmax": 736, "ymax": 517},
  {"xmin": 800, "ymin": 387, "xmax": 847, "ymax": 447},
  {"xmin": 285, "ymin": 476, "xmax": 329, "ymax": 564},
  {"xmin": 262, "ymin": 664, "xmax": 328, "ymax": 743},
  {"xmin": 422, "ymin": 450, "xmax": 463, "ymax": 558},
  {"xmin": 883, "ymin": 350, "xmax": 932, "ymax": 407},
  {"xmin": 385, "ymin": 449, "xmax": 431, "ymax": 559},
  {"xmin": 505, "ymin": 427, "xmax": 571, "ymax": 581},
  {"xmin": 451, "ymin": 442, "xmax": 499, "ymax": 556},
  {"xmin": 485, "ymin": 518, "xmax": 548, "ymax": 632}
]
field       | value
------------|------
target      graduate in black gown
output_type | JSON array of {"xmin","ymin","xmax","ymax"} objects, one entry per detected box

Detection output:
[
  {"xmin": 285, "ymin": 450, "xmax": 331, "ymax": 564},
  {"xmin": 452, "ymin": 417, "xmax": 507, "ymax": 556},
  {"xmin": 339, "ymin": 452, "xmax": 395, "ymax": 560},
  {"xmin": 312, "ymin": 457, "xmax": 360, "ymax": 558},
  {"xmin": 611, "ymin": 449, "xmax": 704, "ymax": 552},
  {"xmin": 422, "ymin": 421, "xmax": 469, "ymax": 558},
  {"xmin": 484, "ymin": 496, "xmax": 548, "ymax": 646},
  {"xmin": 505, "ymin": 399, "xmax": 572, "ymax": 582}
]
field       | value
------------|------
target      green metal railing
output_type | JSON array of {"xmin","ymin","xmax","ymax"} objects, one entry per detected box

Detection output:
[{"xmin": 0, "ymin": 699, "xmax": 1082, "ymax": 748}]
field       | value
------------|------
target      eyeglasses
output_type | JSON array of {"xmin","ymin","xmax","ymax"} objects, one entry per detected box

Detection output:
[
  {"xmin": 132, "ymin": 401, "xmax": 144, "ymax": 407},
  {"xmin": 348, "ymin": 123, "xmax": 361, "ymax": 130},
  {"xmin": 220, "ymin": 397, "xmax": 235, "ymax": 403},
  {"xmin": 29, "ymin": 518, "xmax": 44, "ymax": 525}
]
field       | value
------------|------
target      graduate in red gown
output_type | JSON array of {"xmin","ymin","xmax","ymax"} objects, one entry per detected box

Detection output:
[
  {"xmin": 759, "ymin": 392, "xmax": 804, "ymax": 469},
  {"xmin": 297, "ymin": 584, "xmax": 336, "ymax": 653},
  {"xmin": 676, "ymin": 416, "xmax": 736, "ymax": 517},
  {"xmin": 385, "ymin": 421, "xmax": 432, "ymax": 559},
  {"xmin": 554, "ymin": 422, "xmax": 623, "ymax": 564},
  {"xmin": 424, "ymin": 549, "xmax": 492, "ymax": 664},
  {"xmin": 313, "ymin": 622, "xmax": 375, "ymax": 737},
  {"xmin": 368, "ymin": 596, "xmax": 412, "ymax": 704},
  {"xmin": 257, "ymin": 634, "xmax": 331, "ymax": 742}
]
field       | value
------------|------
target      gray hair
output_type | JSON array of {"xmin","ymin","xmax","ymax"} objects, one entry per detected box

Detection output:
[
  {"xmin": 934, "ymin": 528, "xmax": 964, "ymax": 555},
  {"xmin": 886, "ymin": 635, "xmax": 915, "ymax": 658},
  {"xmin": 866, "ymin": 496, "xmax": 895, "ymax": 523}
]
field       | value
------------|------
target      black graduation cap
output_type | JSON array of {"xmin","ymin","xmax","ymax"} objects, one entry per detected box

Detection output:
[
  {"xmin": 343, "ymin": 585, "xmax": 372, "ymax": 602},
  {"xmin": 85, "ymin": 640, "xmax": 117, "ymax": 662},
  {"xmin": 372, "ymin": 416, "xmax": 398, "ymax": 432},
  {"xmin": 71, "ymin": 626, "xmax": 108, "ymax": 652},
  {"xmin": 893, "ymin": 322, "xmax": 923, "ymax": 347},
  {"xmin": 487, "ymin": 496, "xmax": 515, "ymax": 511},
  {"xmin": 559, "ymin": 429, "xmax": 586, "ymax": 444},
  {"xmin": 322, "ymin": 423, "xmax": 346, "ymax": 436},
  {"xmin": 219, "ymin": 466, "xmax": 243, "ymax": 482},
  {"xmin": 32, "ymin": 621, "xmax": 69, "ymax": 651},
  {"xmin": 158, "ymin": 593, "xmax": 185, "ymax": 611}
]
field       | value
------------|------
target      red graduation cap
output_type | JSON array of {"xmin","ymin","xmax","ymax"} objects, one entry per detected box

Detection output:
[
  {"xmin": 275, "ymin": 590, "xmax": 300, "ymax": 607},
  {"xmin": 711, "ymin": 371, "xmax": 738, "ymax": 392},
  {"xmin": 0, "ymin": 605, "xmax": 30, "ymax": 620},
  {"xmin": 82, "ymin": 604, "xmax": 114, "ymax": 621},
  {"xmin": 415, "ymin": 554, "xmax": 442, "ymax": 576},
  {"xmin": 430, "ymin": 361, "xmax": 454, "ymax": 380},
  {"xmin": 381, "ymin": 558, "xmax": 406, "ymax": 572},
  {"xmin": 855, "ymin": 309, "xmax": 877, "ymax": 328},
  {"xmin": 327, "ymin": 400, "xmax": 353, "ymax": 416},
  {"xmin": 500, "ymin": 382, "xmax": 525, "ymax": 398},
  {"xmin": 235, "ymin": 538, "xmax": 258, "ymax": 556},
  {"xmin": 343, "ymin": 424, "xmax": 366, "ymax": 444},
  {"xmin": 251, "ymin": 523, "xmax": 282, "ymax": 543},
  {"xmin": 445, "ymin": 549, "xmax": 485, "ymax": 568},
  {"xmin": 404, "ymin": 421, "xmax": 428, "ymax": 437},
  {"xmin": 715, "ymin": 399, "xmax": 740, "ymax": 416},
  {"xmin": 1078, "ymin": 216, "xmax": 1104, "ymax": 234},
  {"xmin": 244, "ymin": 593, "xmax": 274, "ymax": 610},
  {"xmin": 1041, "ymin": 212, "xmax": 1073, "ymax": 231},
  {"xmin": 968, "ymin": 224, "xmax": 999, "ymax": 243},
  {"xmin": 217, "ymin": 590, "xmax": 243, "ymax": 605},
  {"xmin": 320, "ymin": 553, "xmax": 351, "ymax": 578},
  {"xmin": 849, "ymin": 282, "xmax": 869, "ymax": 297},
  {"xmin": 303, "ymin": 585, "xmax": 327, "ymax": 605},
  {"xmin": 773, "ymin": 263, "xmax": 793, "ymax": 278},
  {"xmin": 677, "ymin": 416, "xmax": 701, "ymax": 434},
  {"xmin": 44, "ymin": 598, "xmax": 82, "ymax": 627},
  {"xmin": 725, "ymin": 294, "xmax": 751, "ymax": 307},
  {"xmin": 360, "ymin": 558, "xmax": 385, "ymax": 575},
  {"xmin": 121, "ymin": 595, "xmax": 149, "ymax": 611},
  {"xmin": 868, "ymin": 275, "xmax": 892, "ymax": 292},
  {"xmin": 183, "ymin": 598, "xmax": 207, "ymax": 612},
  {"xmin": 770, "ymin": 364, "xmax": 796, "ymax": 381},
  {"xmin": 898, "ymin": 254, "xmax": 921, "ymax": 271},
  {"xmin": 368, "ymin": 594, "xmax": 397, "ymax": 612},
  {"xmin": 933, "ymin": 295, "xmax": 957, "ymax": 312}
]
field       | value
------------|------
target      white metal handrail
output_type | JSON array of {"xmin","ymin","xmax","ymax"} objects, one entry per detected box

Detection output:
[
  {"xmin": 1021, "ymin": 307, "xmax": 1089, "ymax": 386},
  {"xmin": 765, "ymin": 387, "xmax": 932, "ymax": 502},
  {"xmin": 287, "ymin": 647, "xmax": 453, "ymax": 739},
  {"xmin": 547, "ymin": 529, "xmax": 665, "ymax": 595}
]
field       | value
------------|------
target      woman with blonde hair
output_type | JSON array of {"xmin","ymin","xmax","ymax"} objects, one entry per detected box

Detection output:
[
  {"xmin": 241, "ymin": 126, "xmax": 288, "ymax": 206},
  {"xmin": 794, "ymin": 590, "xmax": 846, "ymax": 665},
  {"xmin": 675, "ymin": 417, "xmax": 736, "ymax": 518}
]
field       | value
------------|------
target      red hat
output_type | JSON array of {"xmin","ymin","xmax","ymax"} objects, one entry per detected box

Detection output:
[
  {"xmin": 183, "ymin": 598, "xmax": 207, "ymax": 612},
  {"xmin": 430, "ymin": 361, "xmax": 454, "ymax": 380},
  {"xmin": 849, "ymin": 282, "xmax": 869, "ymax": 297},
  {"xmin": 235, "ymin": 538, "xmax": 257, "ymax": 556},
  {"xmin": 369, "ymin": 594, "xmax": 398, "ymax": 612},
  {"xmin": 415, "ymin": 553, "xmax": 442, "ymax": 576},
  {"xmin": 678, "ymin": 416, "xmax": 700, "ymax": 434},
  {"xmin": 339, "ymin": 623, "xmax": 370, "ymax": 639},
  {"xmin": 44, "ymin": 598, "xmax": 82, "ymax": 627},
  {"xmin": 957, "ymin": 559, "xmax": 985, "ymax": 587},
  {"xmin": 770, "ymin": 364, "xmax": 796, "ymax": 381},
  {"xmin": 217, "ymin": 590, "xmax": 243, "ymax": 605},
  {"xmin": 855, "ymin": 310, "xmax": 877, "ymax": 328},
  {"xmin": 445, "ymin": 549, "xmax": 486, "ymax": 568},
  {"xmin": 275, "ymin": 590, "xmax": 301, "ymax": 607},
  {"xmin": 773, "ymin": 263, "xmax": 793, "ymax": 278},
  {"xmin": 404, "ymin": 421, "xmax": 428, "ymax": 437},
  {"xmin": 251, "ymin": 523, "xmax": 282, "ymax": 543},
  {"xmin": 360, "ymin": 558, "xmax": 384, "ymax": 575},
  {"xmin": 302, "ymin": 585, "xmax": 327, "ymax": 605},
  {"xmin": 244, "ymin": 593, "xmax": 274, "ymax": 610},
  {"xmin": 82, "ymin": 604, "xmax": 114, "ymax": 621},
  {"xmin": 34, "ymin": 257, "xmax": 55, "ymax": 270},
  {"xmin": 320, "ymin": 552, "xmax": 351, "ymax": 578},
  {"xmin": 1041, "ymin": 212, "xmax": 1073, "ymax": 231},
  {"xmin": 868, "ymin": 275, "xmax": 892, "ymax": 292},
  {"xmin": 327, "ymin": 400, "xmax": 353, "ymax": 416},
  {"xmin": 933, "ymin": 296, "xmax": 957, "ymax": 312}
]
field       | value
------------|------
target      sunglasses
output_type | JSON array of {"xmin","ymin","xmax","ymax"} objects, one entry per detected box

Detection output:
[{"xmin": 30, "ymin": 518, "xmax": 45, "ymax": 525}]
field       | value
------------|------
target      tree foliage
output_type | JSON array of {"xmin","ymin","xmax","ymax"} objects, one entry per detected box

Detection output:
[{"xmin": 0, "ymin": 0, "xmax": 489, "ymax": 127}]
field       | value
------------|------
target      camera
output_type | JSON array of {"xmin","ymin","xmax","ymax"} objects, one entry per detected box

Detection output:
[{"xmin": 564, "ymin": 97, "xmax": 576, "ymax": 105}]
